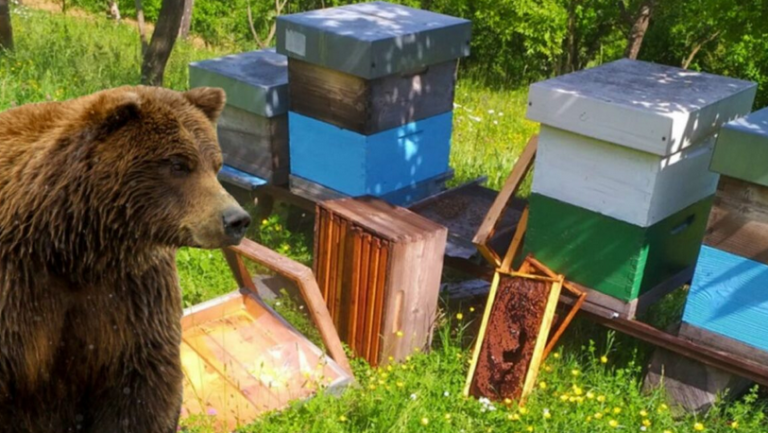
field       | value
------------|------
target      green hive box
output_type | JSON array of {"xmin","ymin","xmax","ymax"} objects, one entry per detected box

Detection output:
[{"xmin": 525, "ymin": 193, "xmax": 714, "ymax": 301}]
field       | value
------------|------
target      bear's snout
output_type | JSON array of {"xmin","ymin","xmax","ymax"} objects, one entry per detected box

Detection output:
[{"xmin": 222, "ymin": 206, "xmax": 251, "ymax": 244}]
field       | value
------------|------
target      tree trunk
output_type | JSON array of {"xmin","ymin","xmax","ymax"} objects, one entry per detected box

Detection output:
[
  {"xmin": 682, "ymin": 31, "xmax": 721, "ymax": 69},
  {"xmin": 178, "ymin": 0, "xmax": 194, "ymax": 40},
  {"xmin": 0, "ymin": 0, "xmax": 13, "ymax": 52},
  {"xmin": 624, "ymin": 0, "xmax": 653, "ymax": 59},
  {"xmin": 141, "ymin": 0, "xmax": 184, "ymax": 86},
  {"xmin": 135, "ymin": 0, "xmax": 148, "ymax": 54}
]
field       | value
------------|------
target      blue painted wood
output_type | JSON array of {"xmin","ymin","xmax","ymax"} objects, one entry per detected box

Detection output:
[
  {"xmin": 289, "ymin": 111, "xmax": 452, "ymax": 197},
  {"xmin": 218, "ymin": 164, "xmax": 268, "ymax": 191},
  {"xmin": 682, "ymin": 245, "xmax": 768, "ymax": 353}
]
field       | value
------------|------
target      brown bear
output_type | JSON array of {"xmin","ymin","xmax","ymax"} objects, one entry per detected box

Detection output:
[{"xmin": 0, "ymin": 85, "xmax": 251, "ymax": 432}]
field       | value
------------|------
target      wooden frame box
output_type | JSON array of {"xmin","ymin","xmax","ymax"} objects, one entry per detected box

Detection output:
[
  {"xmin": 314, "ymin": 197, "xmax": 448, "ymax": 366},
  {"xmin": 288, "ymin": 58, "xmax": 457, "ymax": 135},
  {"xmin": 532, "ymin": 125, "xmax": 719, "ymax": 227},
  {"xmin": 289, "ymin": 111, "xmax": 453, "ymax": 197},
  {"xmin": 189, "ymin": 49, "xmax": 290, "ymax": 184},
  {"xmin": 525, "ymin": 193, "xmax": 712, "ymax": 302},
  {"xmin": 710, "ymin": 107, "xmax": 768, "ymax": 188},
  {"xmin": 276, "ymin": 1, "xmax": 471, "ymax": 80}
]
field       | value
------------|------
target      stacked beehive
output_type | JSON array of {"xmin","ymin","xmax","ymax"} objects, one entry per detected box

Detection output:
[
  {"xmin": 522, "ymin": 59, "xmax": 757, "ymax": 316},
  {"xmin": 680, "ymin": 106, "xmax": 768, "ymax": 363},
  {"xmin": 276, "ymin": 1, "xmax": 471, "ymax": 207},
  {"xmin": 189, "ymin": 49, "xmax": 290, "ymax": 185}
]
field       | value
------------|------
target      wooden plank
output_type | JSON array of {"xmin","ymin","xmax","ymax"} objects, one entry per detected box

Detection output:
[
  {"xmin": 364, "ymin": 239, "xmax": 382, "ymax": 365},
  {"xmin": 333, "ymin": 218, "xmax": 348, "ymax": 330},
  {"xmin": 532, "ymin": 125, "xmax": 719, "ymax": 227},
  {"xmin": 679, "ymin": 323, "xmax": 768, "ymax": 366},
  {"xmin": 288, "ymin": 58, "xmax": 457, "ymax": 135},
  {"xmin": 328, "ymin": 215, "xmax": 341, "ymax": 325},
  {"xmin": 681, "ymin": 245, "xmax": 768, "ymax": 353},
  {"xmin": 526, "ymin": 193, "xmax": 710, "ymax": 302},
  {"xmin": 520, "ymin": 276, "xmax": 564, "ymax": 404},
  {"xmin": 347, "ymin": 228, "xmax": 363, "ymax": 346},
  {"xmin": 288, "ymin": 111, "xmax": 452, "ymax": 197},
  {"xmin": 275, "ymin": 2, "xmax": 471, "ymax": 79},
  {"xmin": 709, "ymin": 106, "xmax": 768, "ymax": 187},
  {"xmin": 222, "ymin": 248, "xmax": 258, "ymax": 294},
  {"xmin": 705, "ymin": 176, "xmax": 768, "ymax": 263},
  {"xmin": 227, "ymin": 239, "xmax": 352, "ymax": 374},
  {"xmin": 526, "ymin": 58, "xmax": 757, "ymax": 156},
  {"xmin": 501, "ymin": 206, "xmax": 529, "ymax": 273},
  {"xmin": 355, "ymin": 233, "xmax": 372, "ymax": 357},
  {"xmin": 473, "ymin": 135, "xmax": 537, "ymax": 267},
  {"xmin": 371, "ymin": 241, "xmax": 389, "ymax": 364}
]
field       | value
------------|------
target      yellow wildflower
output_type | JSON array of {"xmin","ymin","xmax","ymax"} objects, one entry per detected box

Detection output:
[
  {"xmin": 509, "ymin": 413, "xmax": 521, "ymax": 421},
  {"xmin": 571, "ymin": 369, "xmax": 580, "ymax": 377},
  {"xmin": 470, "ymin": 307, "xmax": 475, "ymax": 312},
  {"xmin": 396, "ymin": 381, "xmax": 404, "ymax": 388},
  {"xmin": 560, "ymin": 394, "xmax": 569, "ymax": 402},
  {"xmin": 694, "ymin": 422, "xmax": 705, "ymax": 431},
  {"xmin": 539, "ymin": 381, "xmax": 547, "ymax": 390},
  {"xmin": 518, "ymin": 407, "xmax": 529, "ymax": 415},
  {"xmin": 339, "ymin": 415, "xmax": 348, "ymax": 422},
  {"xmin": 456, "ymin": 313, "xmax": 464, "ymax": 320},
  {"xmin": 586, "ymin": 416, "xmax": 592, "ymax": 422},
  {"xmin": 573, "ymin": 386, "xmax": 583, "ymax": 396},
  {"xmin": 597, "ymin": 395, "xmax": 606, "ymax": 403},
  {"xmin": 586, "ymin": 391, "xmax": 595, "ymax": 399},
  {"xmin": 544, "ymin": 365, "xmax": 553, "ymax": 373},
  {"xmin": 643, "ymin": 419, "xmax": 652, "ymax": 427},
  {"xmin": 553, "ymin": 353, "xmax": 560, "ymax": 359},
  {"xmin": 504, "ymin": 398, "xmax": 513, "ymax": 406},
  {"xmin": 640, "ymin": 410, "xmax": 648, "ymax": 417},
  {"xmin": 609, "ymin": 419, "xmax": 619, "ymax": 428},
  {"xmin": 396, "ymin": 330, "xmax": 404, "ymax": 337},
  {"xmin": 613, "ymin": 407, "xmax": 621, "ymax": 414},
  {"xmin": 731, "ymin": 421, "xmax": 739, "ymax": 429},
  {"xmin": 526, "ymin": 426, "xmax": 533, "ymax": 432},
  {"xmin": 595, "ymin": 413, "xmax": 603, "ymax": 420},
  {"xmin": 544, "ymin": 413, "xmax": 551, "ymax": 419},
  {"xmin": 601, "ymin": 355, "xmax": 608, "ymax": 364},
  {"xmin": 420, "ymin": 417, "xmax": 429, "ymax": 426}
]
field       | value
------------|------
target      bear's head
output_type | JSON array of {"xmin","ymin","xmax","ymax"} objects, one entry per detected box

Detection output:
[
  {"xmin": 0, "ymin": 85, "xmax": 253, "ymax": 276},
  {"xmin": 73, "ymin": 85, "xmax": 252, "ymax": 250}
]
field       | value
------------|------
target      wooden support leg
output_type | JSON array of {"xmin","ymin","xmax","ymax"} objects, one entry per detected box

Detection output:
[{"xmin": 643, "ymin": 346, "xmax": 753, "ymax": 415}]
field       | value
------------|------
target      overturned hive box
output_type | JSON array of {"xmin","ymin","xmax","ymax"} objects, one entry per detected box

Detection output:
[
  {"xmin": 180, "ymin": 289, "xmax": 352, "ymax": 431},
  {"xmin": 314, "ymin": 196, "xmax": 448, "ymax": 366},
  {"xmin": 681, "ymin": 106, "xmax": 768, "ymax": 363},
  {"xmin": 189, "ymin": 49, "xmax": 290, "ymax": 185}
]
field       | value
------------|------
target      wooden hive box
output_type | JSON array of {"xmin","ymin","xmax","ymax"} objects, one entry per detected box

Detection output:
[
  {"xmin": 289, "ymin": 111, "xmax": 453, "ymax": 198},
  {"xmin": 527, "ymin": 59, "xmax": 757, "ymax": 227},
  {"xmin": 189, "ymin": 49, "xmax": 290, "ymax": 185},
  {"xmin": 526, "ymin": 193, "xmax": 712, "ymax": 304},
  {"xmin": 681, "ymin": 106, "xmax": 768, "ymax": 364},
  {"xmin": 180, "ymin": 290, "xmax": 352, "ymax": 431},
  {"xmin": 313, "ymin": 196, "xmax": 448, "ymax": 366}
]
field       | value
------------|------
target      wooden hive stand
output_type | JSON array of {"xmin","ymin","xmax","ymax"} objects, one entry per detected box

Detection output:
[
  {"xmin": 179, "ymin": 238, "xmax": 354, "ymax": 431},
  {"xmin": 644, "ymin": 106, "xmax": 768, "ymax": 413},
  {"xmin": 313, "ymin": 196, "xmax": 448, "ymax": 366}
]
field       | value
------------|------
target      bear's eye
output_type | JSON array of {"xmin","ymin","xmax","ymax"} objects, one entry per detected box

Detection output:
[{"xmin": 168, "ymin": 157, "xmax": 192, "ymax": 176}]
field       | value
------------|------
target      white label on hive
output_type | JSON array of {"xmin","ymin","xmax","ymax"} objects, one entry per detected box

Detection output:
[{"xmin": 285, "ymin": 30, "xmax": 306, "ymax": 57}]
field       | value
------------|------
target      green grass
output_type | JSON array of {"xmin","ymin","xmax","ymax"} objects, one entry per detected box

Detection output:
[{"xmin": 5, "ymin": 6, "xmax": 768, "ymax": 433}]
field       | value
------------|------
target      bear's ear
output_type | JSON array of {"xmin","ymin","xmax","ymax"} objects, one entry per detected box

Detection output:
[
  {"xmin": 184, "ymin": 87, "xmax": 226, "ymax": 122},
  {"xmin": 82, "ymin": 91, "xmax": 142, "ymax": 138}
]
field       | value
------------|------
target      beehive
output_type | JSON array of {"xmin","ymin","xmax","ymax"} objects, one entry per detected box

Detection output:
[
  {"xmin": 189, "ymin": 49, "xmax": 290, "ymax": 184},
  {"xmin": 523, "ymin": 59, "xmax": 757, "ymax": 307},
  {"xmin": 314, "ymin": 197, "xmax": 447, "ymax": 366},
  {"xmin": 681, "ymin": 107, "xmax": 768, "ymax": 362},
  {"xmin": 276, "ymin": 2, "xmax": 470, "ymax": 205}
]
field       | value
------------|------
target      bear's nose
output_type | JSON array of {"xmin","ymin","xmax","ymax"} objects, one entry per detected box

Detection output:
[{"xmin": 222, "ymin": 206, "xmax": 251, "ymax": 241}]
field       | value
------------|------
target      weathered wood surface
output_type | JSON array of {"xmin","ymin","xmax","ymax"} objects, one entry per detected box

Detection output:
[
  {"xmin": 532, "ymin": 125, "xmax": 719, "ymax": 227},
  {"xmin": 289, "ymin": 169, "xmax": 452, "ymax": 208},
  {"xmin": 217, "ymin": 105, "xmax": 289, "ymax": 185},
  {"xmin": 526, "ymin": 58, "xmax": 757, "ymax": 156},
  {"xmin": 643, "ymin": 346, "xmax": 752, "ymax": 414},
  {"xmin": 189, "ymin": 48, "xmax": 289, "ymax": 117},
  {"xmin": 288, "ymin": 58, "xmax": 457, "ymax": 135},
  {"xmin": 526, "ymin": 193, "xmax": 711, "ymax": 301},
  {"xmin": 710, "ymin": 106, "xmax": 768, "ymax": 187},
  {"xmin": 681, "ymin": 245, "xmax": 768, "ymax": 354},
  {"xmin": 705, "ymin": 176, "xmax": 768, "ymax": 263},
  {"xmin": 314, "ymin": 197, "xmax": 448, "ymax": 366},
  {"xmin": 276, "ymin": 1, "xmax": 471, "ymax": 79},
  {"xmin": 680, "ymin": 323, "xmax": 768, "ymax": 366},
  {"xmin": 289, "ymin": 111, "xmax": 453, "ymax": 197}
]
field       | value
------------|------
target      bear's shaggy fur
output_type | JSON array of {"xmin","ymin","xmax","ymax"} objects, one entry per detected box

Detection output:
[{"xmin": 0, "ymin": 86, "xmax": 249, "ymax": 432}]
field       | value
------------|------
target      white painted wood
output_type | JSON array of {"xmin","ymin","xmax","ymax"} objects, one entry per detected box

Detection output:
[
  {"xmin": 526, "ymin": 59, "xmax": 757, "ymax": 156},
  {"xmin": 531, "ymin": 126, "xmax": 719, "ymax": 227}
]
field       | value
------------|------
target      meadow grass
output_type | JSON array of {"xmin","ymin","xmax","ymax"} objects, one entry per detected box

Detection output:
[{"xmin": 4, "ymin": 7, "xmax": 768, "ymax": 432}]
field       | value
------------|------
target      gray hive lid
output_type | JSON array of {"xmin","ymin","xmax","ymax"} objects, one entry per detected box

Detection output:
[
  {"xmin": 525, "ymin": 58, "xmax": 757, "ymax": 156},
  {"xmin": 189, "ymin": 48, "xmax": 288, "ymax": 118},
  {"xmin": 710, "ymin": 106, "xmax": 768, "ymax": 187},
  {"xmin": 276, "ymin": 1, "xmax": 471, "ymax": 79}
]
